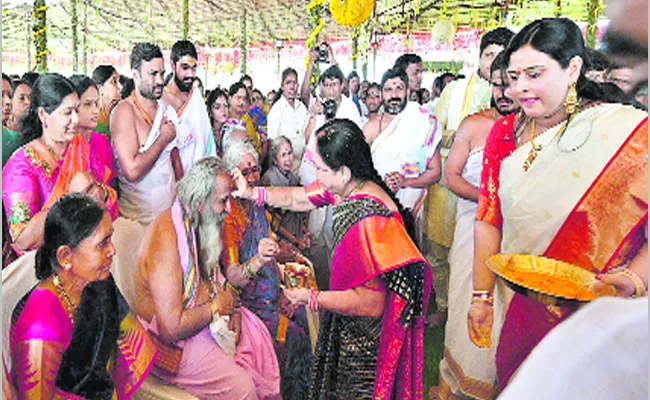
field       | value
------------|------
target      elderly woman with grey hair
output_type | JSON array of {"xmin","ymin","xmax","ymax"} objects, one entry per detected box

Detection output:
[
  {"xmin": 221, "ymin": 141, "xmax": 313, "ymax": 400},
  {"xmin": 262, "ymin": 137, "xmax": 309, "ymax": 251}
]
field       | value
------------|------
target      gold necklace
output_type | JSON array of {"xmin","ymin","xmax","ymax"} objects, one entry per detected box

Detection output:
[
  {"xmin": 343, "ymin": 180, "xmax": 365, "ymax": 201},
  {"xmin": 41, "ymin": 138, "xmax": 63, "ymax": 161},
  {"xmin": 53, "ymin": 273, "xmax": 76, "ymax": 322},
  {"xmin": 522, "ymin": 120, "xmax": 543, "ymax": 172}
]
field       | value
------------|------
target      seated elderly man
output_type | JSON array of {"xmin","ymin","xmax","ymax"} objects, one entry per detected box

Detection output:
[
  {"xmin": 222, "ymin": 141, "xmax": 312, "ymax": 400},
  {"xmin": 134, "ymin": 157, "xmax": 281, "ymax": 399}
]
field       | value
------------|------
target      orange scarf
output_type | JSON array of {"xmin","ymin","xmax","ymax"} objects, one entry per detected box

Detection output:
[{"xmin": 42, "ymin": 134, "xmax": 117, "ymax": 216}]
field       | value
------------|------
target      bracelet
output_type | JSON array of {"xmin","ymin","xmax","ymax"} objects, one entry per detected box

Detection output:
[
  {"xmin": 308, "ymin": 289, "xmax": 321, "ymax": 312},
  {"xmin": 617, "ymin": 269, "xmax": 647, "ymax": 298},
  {"xmin": 242, "ymin": 259, "xmax": 256, "ymax": 280},
  {"xmin": 471, "ymin": 290, "xmax": 494, "ymax": 305},
  {"xmin": 209, "ymin": 298, "xmax": 220, "ymax": 317},
  {"xmin": 255, "ymin": 187, "xmax": 267, "ymax": 206}
]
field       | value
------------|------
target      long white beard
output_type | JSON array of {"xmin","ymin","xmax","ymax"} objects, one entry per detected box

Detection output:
[{"xmin": 196, "ymin": 209, "xmax": 226, "ymax": 280}]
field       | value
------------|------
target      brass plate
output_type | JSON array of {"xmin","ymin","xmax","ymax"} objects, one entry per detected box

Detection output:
[{"xmin": 486, "ymin": 254, "xmax": 616, "ymax": 303}]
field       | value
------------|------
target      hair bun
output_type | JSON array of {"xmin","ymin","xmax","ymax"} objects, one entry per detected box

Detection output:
[{"xmin": 35, "ymin": 245, "xmax": 54, "ymax": 280}]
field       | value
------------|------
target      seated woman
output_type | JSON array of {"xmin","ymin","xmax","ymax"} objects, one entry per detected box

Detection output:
[
  {"xmin": 262, "ymin": 136, "xmax": 309, "ymax": 251},
  {"xmin": 223, "ymin": 141, "xmax": 312, "ymax": 400},
  {"xmin": 10, "ymin": 193, "xmax": 156, "ymax": 398},
  {"xmin": 231, "ymin": 119, "xmax": 432, "ymax": 399},
  {"xmin": 2, "ymin": 73, "xmax": 118, "ymax": 253},
  {"xmin": 69, "ymin": 75, "xmax": 117, "ymax": 186}
]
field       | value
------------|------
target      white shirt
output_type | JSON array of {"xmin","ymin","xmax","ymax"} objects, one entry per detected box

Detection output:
[
  {"xmin": 267, "ymin": 95, "xmax": 309, "ymax": 163},
  {"xmin": 299, "ymin": 95, "xmax": 362, "ymax": 186}
]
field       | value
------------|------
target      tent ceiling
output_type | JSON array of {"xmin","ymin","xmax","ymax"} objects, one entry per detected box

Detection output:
[{"xmin": 2, "ymin": 0, "xmax": 598, "ymax": 54}]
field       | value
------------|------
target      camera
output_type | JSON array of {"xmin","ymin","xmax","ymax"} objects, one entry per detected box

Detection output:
[
  {"xmin": 323, "ymin": 99, "xmax": 337, "ymax": 121},
  {"xmin": 317, "ymin": 42, "xmax": 330, "ymax": 63}
]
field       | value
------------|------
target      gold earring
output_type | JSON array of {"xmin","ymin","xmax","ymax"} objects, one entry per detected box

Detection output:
[{"xmin": 564, "ymin": 82, "xmax": 578, "ymax": 115}]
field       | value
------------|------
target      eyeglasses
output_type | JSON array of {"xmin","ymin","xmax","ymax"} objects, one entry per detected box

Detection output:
[{"xmin": 241, "ymin": 166, "xmax": 260, "ymax": 176}]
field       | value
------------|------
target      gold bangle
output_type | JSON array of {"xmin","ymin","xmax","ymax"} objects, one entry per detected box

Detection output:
[
  {"xmin": 618, "ymin": 269, "xmax": 647, "ymax": 298},
  {"xmin": 472, "ymin": 291, "xmax": 494, "ymax": 305},
  {"xmin": 209, "ymin": 298, "xmax": 219, "ymax": 316}
]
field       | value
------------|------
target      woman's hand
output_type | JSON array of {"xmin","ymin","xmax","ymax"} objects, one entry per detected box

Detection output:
[
  {"xmin": 282, "ymin": 287, "xmax": 309, "ymax": 307},
  {"xmin": 69, "ymin": 171, "xmax": 105, "ymax": 202},
  {"xmin": 230, "ymin": 168, "xmax": 254, "ymax": 199},
  {"xmin": 467, "ymin": 300, "xmax": 494, "ymax": 348},
  {"xmin": 257, "ymin": 237, "xmax": 280, "ymax": 265},
  {"xmin": 593, "ymin": 272, "xmax": 636, "ymax": 298}
]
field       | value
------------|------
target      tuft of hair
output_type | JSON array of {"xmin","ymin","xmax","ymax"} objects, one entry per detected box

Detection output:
[
  {"xmin": 224, "ymin": 140, "xmax": 259, "ymax": 171},
  {"xmin": 171, "ymin": 40, "xmax": 198, "ymax": 64},
  {"xmin": 319, "ymin": 65, "xmax": 345, "ymax": 85},
  {"xmin": 130, "ymin": 42, "xmax": 163, "ymax": 71},
  {"xmin": 480, "ymin": 27, "xmax": 515, "ymax": 55},
  {"xmin": 393, "ymin": 53, "xmax": 422, "ymax": 73}
]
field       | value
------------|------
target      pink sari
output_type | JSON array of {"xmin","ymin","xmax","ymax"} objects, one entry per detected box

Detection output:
[
  {"xmin": 10, "ymin": 281, "xmax": 156, "ymax": 399},
  {"xmin": 306, "ymin": 183, "xmax": 432, "ymax": 399},
  {"xmin": 143, "ymin": 199, "xmax": 280, "ymax": 399},
  {"xmin": 2, "ymin": 134, "xmax": 118, "ymax": 245}
]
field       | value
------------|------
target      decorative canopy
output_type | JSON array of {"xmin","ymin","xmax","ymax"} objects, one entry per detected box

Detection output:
[{"xmin": 2, "ymin": 0, "xmax": 601, "ymax": 55}]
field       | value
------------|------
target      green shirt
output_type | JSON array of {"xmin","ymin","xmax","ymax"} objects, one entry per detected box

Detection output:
[
  {"xmin": 2, "ymin": 127, "xmax": 22, "ymax": 166},
  {"xmin": 95, "ymin": 120, "xmax": 111, "ymax": 141}
]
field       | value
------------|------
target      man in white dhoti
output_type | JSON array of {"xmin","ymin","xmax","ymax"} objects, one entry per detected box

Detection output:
[
  {"xmin": 436, "ymin": 53, "xmax": 518, "ymax": 400},
  {"xmin": 424, "ymin": 27, "xmax": 515, "ymax": 327},
  {"xmin": 110, "ymin": 42, "xmax": 178, "ymax": 311},
  {"xmin": 163, "ymin": 40, "xmax": 216, "ymax": 179},
  {"xmin": 363, "ymin": 67, "xmax": 442, "ymax": 225}
]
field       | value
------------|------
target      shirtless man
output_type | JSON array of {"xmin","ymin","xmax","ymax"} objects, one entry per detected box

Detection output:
[
  {"xmin": 111, "ymin": 42, "xmax": 177, "ymax": 225},
  {"xmin": 163, "ymin": 40, "xmax": 215, "ymax": 180}
]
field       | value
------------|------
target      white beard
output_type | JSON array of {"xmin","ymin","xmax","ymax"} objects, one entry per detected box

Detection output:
[{"xmin": 196, "ymin": 209, "xmax": 226, "ymax": 280}]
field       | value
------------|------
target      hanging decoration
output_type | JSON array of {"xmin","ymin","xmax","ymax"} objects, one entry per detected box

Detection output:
[
  {"xmin": 32, "ymin": 0, "xmax": 48, "ymax": 73},
  {"xmin": 585, "ymin": 0, "xmax": 601, "ymax": 48},
  {"xmin": 305, "ymin": 0, "xmax": 324, "ymax": 93},
  {"xmin": 241, "ymin": 8, "xmax": 247, "ymax": 74},
  {"xmin": 330, "ymin": 0, "xmax": 374, "ymax": 27},
  {"xmin": 181, "ymin": 0, "xmax": 189, "ymax": 39},
  {"xmin": 350, "ymin": 25, "xmax": 360, "ymax": 67},
  {"xmin": 71, "ymin": 0, "xmax": 78, "ymax": 72},
  {"xmin": 431, "ymin": 20, "xmax": 454, "ymax": 45}
]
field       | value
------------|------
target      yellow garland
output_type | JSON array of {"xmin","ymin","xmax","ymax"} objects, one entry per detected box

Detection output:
[
  {"xmin": 35, "ymin": 50, "xmax": 49, "ymax": 58},
  {"xmin": 330, "ymin": 0, "xmax": 374, "ymax": 27},
  {"xmin": 31, "ymin": 5, "xmax": 48, "ymax": 17},
  {"xmin": 32, "ymin": 27, "xmax": 48, "ymax": 38},
  {"xmin": 305, "ymin": 19, "xmax": 324, "ymax": 49}
]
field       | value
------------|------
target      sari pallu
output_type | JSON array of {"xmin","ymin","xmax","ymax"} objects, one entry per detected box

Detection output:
[
  {"xmin": 3, "ymin": 134, "xmax": 118, "ymax": 244},
  {"xmin": 10, "ymin": 275, "xmax": 157, "ymax": 399},
  {"xmin": 306, "ymin": 186, "xmax": 432, "ymax": 400},
  {"xmin": 476, "ymin": 103, "xmax": 648, "ymax": 391}
]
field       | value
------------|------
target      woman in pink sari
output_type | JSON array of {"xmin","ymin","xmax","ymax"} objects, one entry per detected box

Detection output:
[
  {"xmin": 232, "ymin": 119, "xmax": 432, "ymax": 399},
  {"xmin": 2, "ymin": 73, "xmax": 118, "ymax": 254},
  {"xmin": 10, "ymin": 193, "xmax": 157, "ymax": 398},
  {"xmin": 468, "ymin": 18, "xmax": 647, "ymax": 394}
]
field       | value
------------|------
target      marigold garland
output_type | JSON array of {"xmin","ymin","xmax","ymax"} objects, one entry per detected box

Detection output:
[{"xmin": 329, "ymin": 0, "xmax": 373, "ymax": 27}]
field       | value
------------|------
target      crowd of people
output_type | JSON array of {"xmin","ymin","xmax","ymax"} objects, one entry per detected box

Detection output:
[{"xmin": 1, "ymin": 7, "xmax": 647, "ymax": 400}]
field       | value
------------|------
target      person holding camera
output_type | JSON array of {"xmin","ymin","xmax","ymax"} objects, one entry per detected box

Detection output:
[{"xmin": 296, "ymin": 44, "xmax": 362, "ymax": 290}]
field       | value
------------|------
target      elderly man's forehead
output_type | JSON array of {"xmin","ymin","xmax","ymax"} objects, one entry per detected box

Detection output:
[{"xmin": 214, "ymin": 173, "xmax": 234, "ymax": 193}]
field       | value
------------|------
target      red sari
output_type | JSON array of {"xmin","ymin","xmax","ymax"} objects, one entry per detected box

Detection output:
[{"xmin": 477, "ymin": 105, "xmax": 648, "ymax": 391}]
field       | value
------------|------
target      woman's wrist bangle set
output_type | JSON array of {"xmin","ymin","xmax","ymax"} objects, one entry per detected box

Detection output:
[
  {"xmin": 254, "ymin": 186, "xmax": 267, "ymax": 206},
  {"xmin": 616, "ymin": 268, "xmax": 647, "ymax": 298},
  {"xmin": 242, "ymin": 258, "xmax": 258, "ymax": 280},
  {"xmin": 308, "ymin": 289, "xmax": 321, "ymax": 312},
  {"xmin": 471, "ymin": 290, "xmax": 494, "ymax": 305}
]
